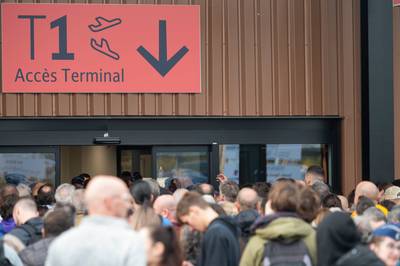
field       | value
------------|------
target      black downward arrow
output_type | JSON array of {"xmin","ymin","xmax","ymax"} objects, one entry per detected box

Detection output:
[{"xmin": 137, "ymin": 20, "xmax": 189, "ymax": 77}]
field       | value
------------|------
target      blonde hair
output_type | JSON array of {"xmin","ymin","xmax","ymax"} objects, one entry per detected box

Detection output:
[{"xmin": 129, "ymin": 206, "xmax": 161, "ymax": 231}]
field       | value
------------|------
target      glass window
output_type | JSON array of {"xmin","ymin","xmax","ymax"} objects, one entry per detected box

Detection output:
[
  {"xmin": 155, "ymin": 148, "xmax": 209, "ymax": 186},
  {"xmin": 120, "ymin": 150, "xmax": 132, "ymax": 173},
  {"xmin": 119, "ymin": 148, "xmax": 152, "ymax": 178},
  {"xmin": 218, "ymin": 144, "xmax": 328, "ymax": 185},
  {"xmin": 0, "ymin": 153, "xmax": 56, "ymax": 185},
  {"xmin": 266, "ymin": 144, "xmax": 326, "ymax": 182},
  {"xmin": 219, "ymin": 145, "xmax": 240, "ymax": 183}
]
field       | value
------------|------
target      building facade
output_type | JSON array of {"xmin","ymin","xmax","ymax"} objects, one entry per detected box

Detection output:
[{"xmin": 0, "ymin": 0, "xmax": 396, "ymax": 195}]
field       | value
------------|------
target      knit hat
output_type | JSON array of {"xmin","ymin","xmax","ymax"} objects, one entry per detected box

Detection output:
[
  {"xmin": 372, "ymin": 224, "xmax": 400, "ymax": 240},
  {"xmin": 382, "ymin": 186, "xmax": 400, "ymax": 200}
]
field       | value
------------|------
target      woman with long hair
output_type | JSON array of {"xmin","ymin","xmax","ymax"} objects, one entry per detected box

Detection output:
[{"xmin": 142, "ymin": 226, "xmax": 183, "ymax": 266}]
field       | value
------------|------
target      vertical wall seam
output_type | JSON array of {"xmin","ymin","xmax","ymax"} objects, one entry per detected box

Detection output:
[
  {"xmin": 238, "ymin": 0, "xmax": 243, "ymax": 115},
  {"xmin": 222, "ymin": 0, "xmax": 227, "ymax": 115},
  {"xmin": 270, "ymin": 0, "xmax": 275, "ymax": 115},
  {"xmin": 254, "ymin": 0, "xmax": 260, "ymax": 115},
  {"xmin": 205, "ymin": 0, "xmax": 210, "ymax": 115},
  {"xmin": 304, "ymin": 0, "xmax": 310, "ymax": 115},
  {"xmin": 320, "ymin": 0, "xmax": 324, "ymax": 115},
  {"xmin": 288, "ymin": 0, "xmax": 293, "ymax": 115},
  {"xmin": 337, "ymin": 0, "xmax": 343, "ymax": 116}
]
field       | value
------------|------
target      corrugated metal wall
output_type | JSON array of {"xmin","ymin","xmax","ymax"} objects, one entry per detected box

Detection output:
[{"xmin": 0, "ymin": 0, "xmax": 361, "ymax": 194}]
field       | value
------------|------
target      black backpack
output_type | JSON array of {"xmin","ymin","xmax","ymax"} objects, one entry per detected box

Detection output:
[
  {"xmin": 0, "ymin": 239, "xmax": 12, "ymax": 266},
  {"xmin": 263, "ymin": 238, "xmax": 313, "ymax": 266}
]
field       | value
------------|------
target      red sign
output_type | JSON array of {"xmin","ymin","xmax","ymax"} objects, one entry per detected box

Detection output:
[
  {"xmin": 395, "ymin": 0, "xmax": 400, "ymax": 7},
  {"xmin": 1, "ymin": 4, "xmax": 200, "ymax": 93}
]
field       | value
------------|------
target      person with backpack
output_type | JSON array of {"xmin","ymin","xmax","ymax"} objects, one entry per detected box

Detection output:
[
  {"xmin": 19, "ymin": 205, "xmax": 75, "ymax": 266},
  {"xmin": 240, "ymin": 181, "xmax": 317, "ymax": 266},
  {"xmin": 3, "ymin": 198, "xmax": 43, "ymax": 252}
]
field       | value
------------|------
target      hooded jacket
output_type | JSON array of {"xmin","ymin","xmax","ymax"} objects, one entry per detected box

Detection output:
[
  {"xmin": 317, "ymin": 212, "xmax": 360, "ymax": 266},
  {"xmin": 235, "ymin": 209, "xmax": 259, "ymax": 251},
  {"xmin": 198, "ymin": 216, "xmax": 240, "ymax": 266},
  {"xmin": 334, "ymin": 244, "xmax": 385, "ymax": 266},
  {"xmin": 240, "ymin": 212, "xmax": 317, "ymax": 266}
]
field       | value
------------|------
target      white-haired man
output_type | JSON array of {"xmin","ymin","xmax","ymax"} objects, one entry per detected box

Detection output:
[{"xmin": 46, "ymin": 176, "xmax": 145, "ymax": 266}]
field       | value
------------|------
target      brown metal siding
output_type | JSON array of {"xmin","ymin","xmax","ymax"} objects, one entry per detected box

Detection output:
[{"xmin": 0, "ymin": 0, "xmax": 361, "ymax": 194}]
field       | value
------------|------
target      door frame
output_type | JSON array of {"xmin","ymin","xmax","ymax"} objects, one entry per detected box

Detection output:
[{"xmin": 0, "ymin": 117, "xmax": 341, "ymax": 192}]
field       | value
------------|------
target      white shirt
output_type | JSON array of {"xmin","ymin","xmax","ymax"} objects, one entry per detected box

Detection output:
[{"xmin": 45, "ymin": 215, "xmax": 146, "ymax": 266}]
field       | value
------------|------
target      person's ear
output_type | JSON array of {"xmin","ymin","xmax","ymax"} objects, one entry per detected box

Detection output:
[
  {"xmin": 234, "ymin": 201, "xmax": 240, "ymax": 212},
  {"xmin": 218, "ymin": 194, "xmax": 225, "ymax": 202},
  {"xmin": 161, "ymin": 209, "xmax": 168, "ymax": 218},
  {"xmin": 265, "ymin": 200, "xmax": 273, "ymax": 215},
  {"xmin": 13, "ymin": 208, "xmax": 19, "ymax": 224}
]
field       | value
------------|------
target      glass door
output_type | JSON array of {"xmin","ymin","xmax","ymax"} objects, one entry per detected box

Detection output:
[
  {"xmin": 153, "ymin": 146, "xmax": 210, "ymax": 188},
  {"xmin": 118, "ymin": 146, "xmax": 211, "ymax": 189},
  {"xmin": 117, "ymin": 146, "xmax": 152, "ymax": 178}
]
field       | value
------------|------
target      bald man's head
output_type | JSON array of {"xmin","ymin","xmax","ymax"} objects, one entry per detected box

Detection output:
[
  {"xmin": 13, "ymin": 198, "xmax": 38, "ymax": 225},
  {"xmin": 153, "ymin": 195, "xmax": 175, "ymax": 214},
  {"xmin": 237, "ymin": 188, "xmax": 259, "ymax": 211},
  {"xmin": 85, "ymin": 175, "xmax": 132, "ymax": 218},
  {"xmin": 153, "ymin": 195, "xmax": 177, "ymax": 223},
  {"xmin": 355, "ymin": 181, "xmax": 379, "ymax": 205}
]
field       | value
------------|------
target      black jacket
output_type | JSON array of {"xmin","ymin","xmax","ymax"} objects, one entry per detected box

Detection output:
[
  {"xmin": 8, "ymin": 217, "xmax": 43, "ymax": 246},
  {"xmin": 235, "ymin": 209, "xmax": 259, "ymax": 252},
  {"xmin": 334, "ymin": 244, "xmax": 385, "ymax": 266},
  {"xmin": 198, "ymin": 216, "xmax": 240, "ymax": 266},
  {"xmin": 317, "ymin": 212, "xmax": 361, "ymax": 266}
]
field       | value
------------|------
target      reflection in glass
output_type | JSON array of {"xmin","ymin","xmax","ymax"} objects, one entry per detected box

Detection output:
[
  {"xmin": 219, "ymin": 145, "xmax": 240, "ymax": 183},
  {"xmin": 120, "ymin": 149, "xmax": 152, "ymax": 178},
  {"xmin": 266, "ymin": 144, "xmax": 325, "ymax": 182},
  {"xmin": 156, "ymin": 150, "xmax": 208, "ymax": 186},
  {"xmin": 0, "ymin": 153, "xmax": 56, "ymax": 185},
  {"xmin": 121, "ymin": 150, "xmax": 132, "ymax": 173},
  {"xmin": 218, "ymin": 144, "xmax": 328, "ymax": 185}
]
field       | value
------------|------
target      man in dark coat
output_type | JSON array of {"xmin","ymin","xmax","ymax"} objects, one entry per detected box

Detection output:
[
  {"xmin": 4, "ymin": 198, "xmax": 43, "ymax": 252},
  {"xmin": 177, "ymin": 192, "xmax": 240, "ymax": 266},
  {"xmin": 19, "ymin": 205, "xmax": 75, "ymax": 266}
]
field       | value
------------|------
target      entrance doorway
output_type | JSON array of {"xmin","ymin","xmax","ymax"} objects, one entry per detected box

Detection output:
[
  {"xmin": 117, "ymin": 146, "xmax": 211, "ymax": 188},
  {"xmin": 0, "ymin": 118, "xmax": 340, "ymax": 191}
]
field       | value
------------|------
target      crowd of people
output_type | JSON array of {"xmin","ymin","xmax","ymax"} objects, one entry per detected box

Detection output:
[{"xmin": 0, "ymin": 166, "xmax": 400, "ymax": 265}]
